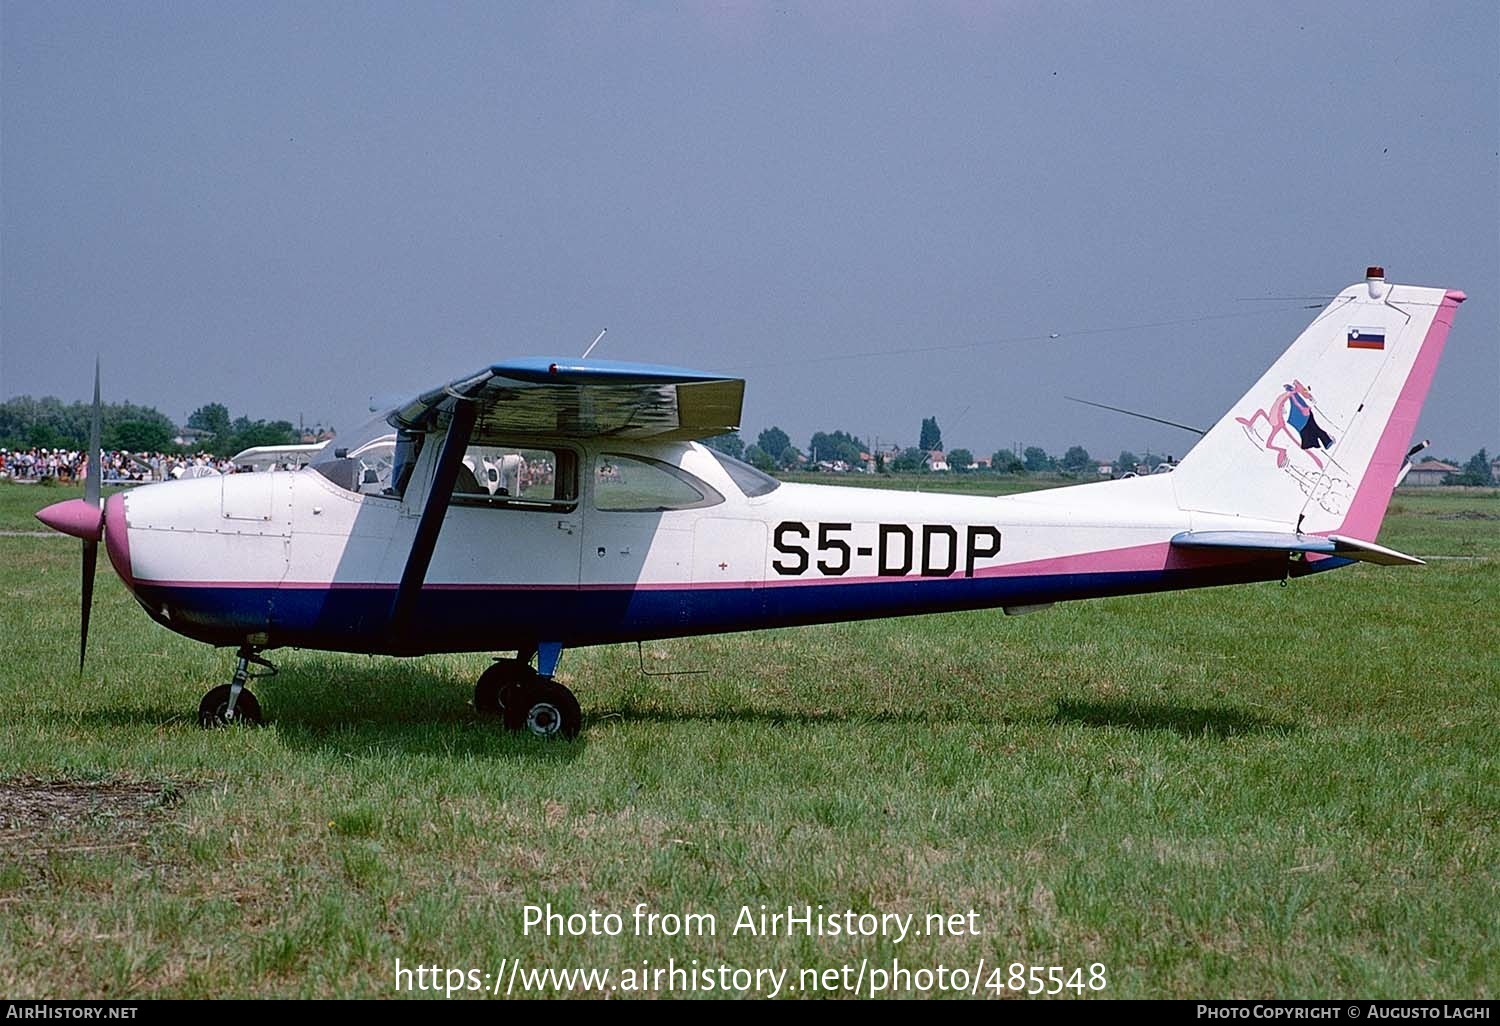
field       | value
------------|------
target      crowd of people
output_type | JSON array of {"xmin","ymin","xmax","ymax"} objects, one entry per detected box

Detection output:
[{"xmin": 0, "ymin": 447, "xmax": 241, "ymax": 483}]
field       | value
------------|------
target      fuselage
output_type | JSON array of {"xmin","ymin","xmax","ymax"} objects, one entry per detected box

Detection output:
[{"xmin": 101, "ymin": 439, "xmax": 1330, "ymax": 655}]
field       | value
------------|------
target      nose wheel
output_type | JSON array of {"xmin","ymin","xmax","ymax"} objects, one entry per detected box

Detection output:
[
  {"xmin": 199, "ymin": 645, "xmax": 274, "ymax": 728},
  {"xmin": 198, "ymin": 684, "xmax": 263, "ymax": 727}
]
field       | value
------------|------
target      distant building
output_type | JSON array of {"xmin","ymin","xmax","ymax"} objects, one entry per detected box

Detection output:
[
  {"xmin": 973, "ymin": 455, "xmax": 991, "ymax": 470},
  {"xmin": 927, "ymin": 450, "xmax": 948, "ymax": 472},
  {"xmin": 869, "ymin": 444, "xmax": 904, "ymax": 472},
  {"xmin": 1404, "ymin": 458, "xmax": 1459, "ymax": 487}
]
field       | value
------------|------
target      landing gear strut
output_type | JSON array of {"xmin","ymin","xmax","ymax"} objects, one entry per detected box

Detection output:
[
  {"xmin": 198, "ymin": 645, "xmax": 275, "ymax": 728},
  {"xmin": 474, "ymin": 643, "xmax": 581, "ymax": 740}
]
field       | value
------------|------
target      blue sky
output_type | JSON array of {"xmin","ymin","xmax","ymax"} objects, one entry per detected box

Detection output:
[{"xmin": 3, "ymin": 2, "xmax": 1496, "ymax": 461}]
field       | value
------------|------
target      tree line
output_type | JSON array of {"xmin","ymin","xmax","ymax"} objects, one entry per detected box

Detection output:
[
  {"xmin": 0, "ymin": 396, "xmax": 300, "ymax": 457},
  {"xmin": 709, "ymin": 418, "xmax": 1498, "ymax": 487},
  {"xmin": 702, "ymin": 415, "xmax": 1179, "ymax": 478},
  {"xmin": 9, "ymin": 392, "xmax": 1490, "ymax": 486}
]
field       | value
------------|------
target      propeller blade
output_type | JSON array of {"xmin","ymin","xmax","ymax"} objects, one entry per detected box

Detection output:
[
  {"xmin": 81, "ymin": 539, "xmax": 98, "ymax": 671},
  {"xmin": 85, "ymin": 358, "xmax": 102, "ymax": 509},
  {"xmin": 80, "ymin": 359, "xmax": 102, "ymax": 670}
]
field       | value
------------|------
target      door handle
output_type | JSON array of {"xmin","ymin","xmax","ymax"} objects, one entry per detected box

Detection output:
[{"xmin": 557, "ymin": 519, "xmax": 579, "ymax": 534}]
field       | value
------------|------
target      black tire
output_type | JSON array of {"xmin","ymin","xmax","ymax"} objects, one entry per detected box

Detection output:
[
  {"xmin": 474, "ymin": 661, "xmax": 529, "ymax": 715},
  {"xmin": 198, "ymin": 684, "xmax": 263, "ymax": 728},
  {"xmin": 502, "ymin": 679, "xmax": 582, "ymax": 740}
]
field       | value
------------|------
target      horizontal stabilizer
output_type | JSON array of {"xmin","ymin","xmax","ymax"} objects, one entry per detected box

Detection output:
[{"xmin": 1170, "ymin": 531, "xmax": 1423, "ymax": 566}]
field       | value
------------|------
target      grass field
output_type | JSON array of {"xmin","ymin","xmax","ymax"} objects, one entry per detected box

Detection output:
[{"xmin": 0, "ymin": 478, "xmax": 1495, "ymax": 999}]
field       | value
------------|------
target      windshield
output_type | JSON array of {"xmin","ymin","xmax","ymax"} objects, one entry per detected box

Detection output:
[
  {"xmin": 311, "ymin": 412, "xmax": 400, "ymax": 495},
  {"xmin": 707, "ymin": 448, "xmax": 780, "ymax": 497}
]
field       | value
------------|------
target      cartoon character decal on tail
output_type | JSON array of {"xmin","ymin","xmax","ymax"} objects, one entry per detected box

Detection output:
[
  {"xmin": 1236, "ymin": 380, "xmax": 1351, "ymax": 515},
  {"xmin": 1236, "ymin": 379, "xmax": 1335, "ymax": 467}
]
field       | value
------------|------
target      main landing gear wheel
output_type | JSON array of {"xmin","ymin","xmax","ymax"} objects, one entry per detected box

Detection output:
[
  {"xmin": 474, "ymin": 660, "xmax": 529, "ymax": 715},
  {"xmin": 503, "ymin": 678, "xmax": 582, "ymax": 740},
  {"xmin": 198, "ymin": 684, "xmax": 263, "ymax": 727}
]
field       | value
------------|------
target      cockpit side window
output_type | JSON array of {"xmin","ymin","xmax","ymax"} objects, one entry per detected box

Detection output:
[{"xmin": 450, "ymin": 445, "xmax": 579, "ymax": 510}]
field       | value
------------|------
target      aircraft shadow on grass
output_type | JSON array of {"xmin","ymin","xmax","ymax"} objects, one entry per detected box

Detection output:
[
  {"xmin": 1050, "ymin": 699, "xmax": 1296, "ymax": 739},
  {"xmin": 588, "ymin": 701, "xmax": 1012, "ymax": 728},
  {"xmin": 69, "ymin": 665, "xmax": 1294, "ymax": 750},
  {"xmin": 73, "ymin": 658, "xmax": 587, "ymax": 763},
  {"xmin": 565, "ymin": 691, "xmax": 1299, "ymax": 739}
]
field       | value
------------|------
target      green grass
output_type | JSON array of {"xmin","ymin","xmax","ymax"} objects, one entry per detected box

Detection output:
[{"xmin": 0, "ymin": 480, "xmax": 1495, "ymax": 999}]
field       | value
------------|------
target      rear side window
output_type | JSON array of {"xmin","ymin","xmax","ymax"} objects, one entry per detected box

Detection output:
[
  {"xmin": 707, "ymin": 448, "xmax": 780, "ymax": 497},
  {"xmin": 595, "ymin": 454, "xmax": 723, "ymax": 512}
]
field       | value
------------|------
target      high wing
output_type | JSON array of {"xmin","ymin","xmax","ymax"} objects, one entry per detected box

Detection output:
[{"xmin": 390, "ymin": 357, "xmax": 745, "ymax": 441}]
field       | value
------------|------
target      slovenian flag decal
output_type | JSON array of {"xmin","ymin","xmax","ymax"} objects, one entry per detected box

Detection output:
[{"xmin": 1347, "ymin": 327, "xmax": 1386, "ymax": 350}]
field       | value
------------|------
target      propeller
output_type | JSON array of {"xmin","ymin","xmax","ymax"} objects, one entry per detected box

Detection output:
[
  {"xmin": 80, "ymin": 358, "xmax": 102, "ymax": 670},
  {"xmin": 33, "ymin": 359, "xmax": 108, "ymax": 671}
]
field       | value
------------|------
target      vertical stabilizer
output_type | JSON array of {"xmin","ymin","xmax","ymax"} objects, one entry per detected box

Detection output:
[{"xmin": 1170, "ymin": 269, "xmax": 1464, "ymax": 539}]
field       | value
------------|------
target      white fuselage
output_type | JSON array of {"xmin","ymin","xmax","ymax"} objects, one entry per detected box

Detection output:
[{"xmin": 104, "ymin": 439, "xmax": 1303, "ymax": 654}]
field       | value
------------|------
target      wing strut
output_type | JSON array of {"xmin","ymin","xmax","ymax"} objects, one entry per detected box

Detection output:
[{"xmin": 388, "ymin": 400, "xmax": 478, "ymax": 647}]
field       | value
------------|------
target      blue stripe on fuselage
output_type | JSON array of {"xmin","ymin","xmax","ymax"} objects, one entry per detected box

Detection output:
[{"xmin": 130, "ymin": 556, "xmax": 1350, "ymax": 654}]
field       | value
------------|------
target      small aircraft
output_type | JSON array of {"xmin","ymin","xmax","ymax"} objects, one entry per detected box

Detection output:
[
  {"xmin": 228, "ymin": 443, "xmax": 326, "ymax": 473},
  {"xmin": 37, "ymin": 269, "xmax": 1464, "ymax": 738}
]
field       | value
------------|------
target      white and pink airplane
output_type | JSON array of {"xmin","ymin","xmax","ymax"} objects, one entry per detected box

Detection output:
[{"xmin": 37, "ymin": 269, "xmax": 1464, "ymax": 738}]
